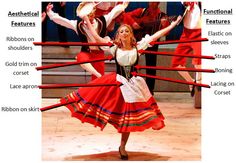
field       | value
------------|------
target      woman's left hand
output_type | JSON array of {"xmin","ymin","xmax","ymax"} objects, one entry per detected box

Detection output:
[{"xmin": 171, "ymin": 15, "xmax": 182, "ymax": 26}]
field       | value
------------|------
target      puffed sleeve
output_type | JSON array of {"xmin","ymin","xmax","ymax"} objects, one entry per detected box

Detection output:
[
  {"xmin": 109, "ymin": 45, "xmax": 117, "ymax": 56},
  {"xmin": 136, "ymin": 34, "xmax": 153, "ymax": 51},
  {"xmin": 100, "ymin": 45, "xmax": 117, "ymax": 57},
  {"xmin": 104, "ymin": 4, "xmax": 126, "ymax": 27}
]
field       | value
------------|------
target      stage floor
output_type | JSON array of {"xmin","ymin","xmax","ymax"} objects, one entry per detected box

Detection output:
[{"xmin": 42, "ymin": 92, "xmax": 201, "ymax": 161}]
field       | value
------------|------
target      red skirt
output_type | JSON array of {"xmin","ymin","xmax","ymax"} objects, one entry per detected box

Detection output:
[{"xmin": 60, "ymin": 73, "xmax": 165, "ymax": 133}]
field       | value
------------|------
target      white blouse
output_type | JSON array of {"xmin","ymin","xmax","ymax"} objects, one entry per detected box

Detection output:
[
  {"xmin": 184, "ymin": 4, "xmax": 201, "ymax": 29},
  {"xmin": 105, "ymin": 34, "xmax": 153, "ymax": 66}
]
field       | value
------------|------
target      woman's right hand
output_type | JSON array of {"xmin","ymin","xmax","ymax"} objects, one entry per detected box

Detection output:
[
  {"xmin": 42, "ymin": 12, "xmax": 46, "ymax": 22},
  {"xmin": 46, "ymin": 3, "xmax": 54, "ymax": 12},
  {"xmin": 132, "ymin": 22, "xmax": 141, "ymax": 30}
]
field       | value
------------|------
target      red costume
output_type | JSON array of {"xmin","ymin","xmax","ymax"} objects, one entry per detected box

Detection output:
[
  {"xmin": 60, "ymin": 37, "xmax": 165, "ymax": 133},
  {"xmin": 172, "ymin": 2, "xmax": 202, "ymax": 67},
  {"xmin": 172, "ymin": 28, "xmax": 201, "ymax": 67},
  {"xmin": 47, "ymin": 3, "xmax": 126, "ymax": 80}
]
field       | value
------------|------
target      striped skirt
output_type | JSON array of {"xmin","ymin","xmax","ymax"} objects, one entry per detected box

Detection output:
[{"xmin": 60, "ymin": 72, "xmax": 165, "ymax": 133}]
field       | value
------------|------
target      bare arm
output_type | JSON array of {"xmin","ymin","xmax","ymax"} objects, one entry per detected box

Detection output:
[{"xmin": 83, "ymin": 16, "xmax": 108, "ymax": 43}]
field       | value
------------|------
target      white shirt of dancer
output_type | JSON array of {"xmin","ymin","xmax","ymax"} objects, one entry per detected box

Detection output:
[{"xmin": 183, "ymin": 3, "xmax": 201, "ymax": 29}]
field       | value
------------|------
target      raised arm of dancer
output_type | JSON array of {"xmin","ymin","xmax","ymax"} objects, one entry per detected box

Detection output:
[
  {"xmin": 149, "ymin": 16, "xmax": 182, "ymax": 42},
  {"xmin": 83, "ymin": 16, "xmax": 108, "ymax": 43},
  {"xmin": 46, "ymin": 3, "xmax": 78, "ymax": 34},
  {"xmin": 46, "ymin": 3, "xmax": 101, "ymax": 78}
]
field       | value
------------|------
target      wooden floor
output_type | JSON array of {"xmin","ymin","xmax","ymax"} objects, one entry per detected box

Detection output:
[{"xmin": 42, "ymin": 92, "xmax": 201, "ymax": 161}]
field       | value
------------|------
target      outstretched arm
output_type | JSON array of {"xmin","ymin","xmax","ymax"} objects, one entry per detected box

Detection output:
[
  {"xmin": 149, "ymin": 16, "xmax": 182, "ymax": 42},
  {"xmin": 46, "ymin": 3, "xmax": 78, "ymax": 34}
]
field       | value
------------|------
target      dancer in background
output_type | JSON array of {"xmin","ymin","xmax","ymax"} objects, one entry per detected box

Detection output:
[
  {"xmin": 171, "ymin": 2, "xmax": 202, "ymax": 96},
  {"xmin": 59, "ymin": 13, "xmax": 181, "ymax": 160},
  {"xmin": 46, "ymin": 2, "xmax": 128, "ymax": 80}
]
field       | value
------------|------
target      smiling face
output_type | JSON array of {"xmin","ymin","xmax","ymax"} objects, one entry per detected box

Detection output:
[
  {"xmin": 118, "ymin": 26, "xmax": 132, "ymax": 41},
  {"xmin": 114, "ymin": 24, "xmax": 136, "ymax": 48}
]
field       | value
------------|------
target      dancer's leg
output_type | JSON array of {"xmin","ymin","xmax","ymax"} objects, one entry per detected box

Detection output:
[{"xmin": 119, "ymin": 132, "xmax": 130, "ymax": 158}]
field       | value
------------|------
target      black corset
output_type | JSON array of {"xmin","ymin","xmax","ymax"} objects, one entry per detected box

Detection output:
[
  {"xmin": 114, "ymin": 46, "xmax": 139, "ymax": 79},
  {"xmin": 116, "ymin": 64, "xmax": 137, "ymax": 79}
]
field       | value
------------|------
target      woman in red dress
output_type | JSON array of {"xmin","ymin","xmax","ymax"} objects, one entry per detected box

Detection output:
[{"xmin": 60, "ymin": 14, "xmax": 182, "ymax": 160}]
